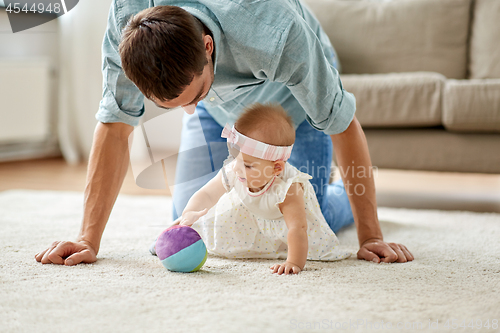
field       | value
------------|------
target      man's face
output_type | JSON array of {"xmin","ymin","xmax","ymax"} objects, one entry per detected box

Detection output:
[{"xmin": 152, "ymin": 52, "xmax": 214, "ymax": 115}]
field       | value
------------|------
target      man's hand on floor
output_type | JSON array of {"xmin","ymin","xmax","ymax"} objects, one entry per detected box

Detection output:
[
  {"xmin": 357, "ymin": 239, "xmax": 414, "ymax": 263},
  {"xmin": 35, "ymin": 240, "xmax": 97, "ymax": 266}
]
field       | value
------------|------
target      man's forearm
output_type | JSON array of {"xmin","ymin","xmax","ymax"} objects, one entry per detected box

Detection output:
[
  {"xmin": 78, "ymin": 122, "xmax": 134, "ymax": 254},
  {"xmin": 330, "ymin": 116, "xmax": 383, "ymax": 246}
]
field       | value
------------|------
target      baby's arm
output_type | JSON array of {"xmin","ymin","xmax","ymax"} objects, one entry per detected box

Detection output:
[
  {"xmin": 175, "ymin": 170, "xmax": 227, "ymax": 226},
  {"xmin": 271, "ymin": 182, "xmax": 308, "ymax": 275}
]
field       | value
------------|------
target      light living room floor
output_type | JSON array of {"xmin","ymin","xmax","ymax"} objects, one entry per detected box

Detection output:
[
  {"xmin": 0, "ymin": 157, "xmax": 499, "ymax": 213},
  {"xmin": 2, "ymin": 159, "xmax": 500, "ymax": 332}
]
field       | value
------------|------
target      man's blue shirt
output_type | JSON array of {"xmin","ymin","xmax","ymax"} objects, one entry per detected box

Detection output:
[{"xmin": 96, "ymin": 0, "xmax": 356, "ymax": 135}]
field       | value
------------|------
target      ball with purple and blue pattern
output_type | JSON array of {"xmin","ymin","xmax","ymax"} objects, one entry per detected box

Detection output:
[{"xmin": 155, "ymin": 225, "xmax": 207, "ymax": 273}]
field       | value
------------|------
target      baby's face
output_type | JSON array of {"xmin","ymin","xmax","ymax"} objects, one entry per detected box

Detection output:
[{"xmin": 232, "ymin": 152, "xmax": 280, "ymax": 193}]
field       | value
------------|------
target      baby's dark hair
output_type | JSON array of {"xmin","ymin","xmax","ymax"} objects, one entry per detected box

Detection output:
[{"xmin": 235, "ymin": 103, "xmax": 295, "ymax": 147}]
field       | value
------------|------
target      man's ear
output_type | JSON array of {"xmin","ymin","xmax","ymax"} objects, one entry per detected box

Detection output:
[
  {"xmin": 274, "ymin": 161, "xmax": 285, "ymax": 176},
  {"xmin": 203, "ymin": 34, "xmax": 214, "ymax": 57}
]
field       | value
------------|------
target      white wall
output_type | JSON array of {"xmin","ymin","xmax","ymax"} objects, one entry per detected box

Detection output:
[
  {"xmin": 0, "ymin": 1, "xmax": 184, "ymax": 163},
  {"xmin": 57, "ymin": 0, "xmax": 183, "ymax": 163},
  {"xmin": 0, "ymin": 8, "xmax": 60, "ymax": 161}
]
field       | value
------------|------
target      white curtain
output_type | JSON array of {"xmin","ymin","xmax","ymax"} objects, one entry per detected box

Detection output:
[{"xmin": 57, "ymin": 0, "xmax": 113, "ymax": 163}]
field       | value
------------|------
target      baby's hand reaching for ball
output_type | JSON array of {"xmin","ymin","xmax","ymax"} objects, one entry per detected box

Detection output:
[
  {"xmin": 270, "ymin": 261, "xmax": 302, "ymax": 275},
  {"xmin": 178, "ymin": 208, "xmax": 209, "ymax": 226}
]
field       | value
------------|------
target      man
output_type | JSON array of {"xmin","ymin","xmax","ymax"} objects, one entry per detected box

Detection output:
[{"xmin": 35, "ymin": 0, "xmax": 413, "ymax": 266}]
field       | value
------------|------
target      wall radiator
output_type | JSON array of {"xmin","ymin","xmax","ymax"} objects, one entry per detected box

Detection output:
[{"xmin": 0, "ymin": 58, "xmax": 58, "ymax": 161}]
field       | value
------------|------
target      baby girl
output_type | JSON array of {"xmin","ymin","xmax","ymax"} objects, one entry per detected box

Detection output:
[{"xmin": 169, "ymin": 103, "xmax": 350, "ymax": 274}]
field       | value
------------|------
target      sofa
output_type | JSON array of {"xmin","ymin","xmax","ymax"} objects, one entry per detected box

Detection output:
[{"xmin": 303, "ymin": 0, "xmax": 500, "ymax": 174}]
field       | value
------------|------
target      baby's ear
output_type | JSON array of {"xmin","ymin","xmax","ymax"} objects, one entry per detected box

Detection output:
[{"xmin": 274, "ymin": 161, "xmax": 285, "ymax": 175}]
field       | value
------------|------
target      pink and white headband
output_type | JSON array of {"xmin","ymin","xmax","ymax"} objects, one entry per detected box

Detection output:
[{"xmin": 221, "ymin": 124, "xmax": 293, "ymax": 161}]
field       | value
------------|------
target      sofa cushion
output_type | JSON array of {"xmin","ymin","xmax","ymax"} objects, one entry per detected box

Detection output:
[
  {"xmin": 443, "ymin": 79, "xmax": 500, "ymax": 133},
  {"xmin": 469, "ymin": 0, "xmax": 500, "ymax": 79},
  {"xmin": 303, "ymin": 0, "xmax": 471, "ymax": 79},
  {"xmin": 360, "ymin": 128, "xmax": 500, "ymax": 173},
  {"xmin": 340, "ymin": 72, "xmax": 445, "ymax": 127}
]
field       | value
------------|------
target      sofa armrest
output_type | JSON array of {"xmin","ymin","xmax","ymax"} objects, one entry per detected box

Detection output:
[{"xmin": 443, "ymin": 79, "xmax": 500, "ymax": 133}]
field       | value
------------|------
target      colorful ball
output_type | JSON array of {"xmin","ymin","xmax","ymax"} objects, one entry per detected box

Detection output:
[{"xmin": 155, "ymin": 225, "xmax": 207, "ymax": 273}]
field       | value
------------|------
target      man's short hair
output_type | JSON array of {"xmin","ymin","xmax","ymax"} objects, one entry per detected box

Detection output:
[{"xmin": 119, "ymin": 6, "xmax": 208, "ymax": 101}]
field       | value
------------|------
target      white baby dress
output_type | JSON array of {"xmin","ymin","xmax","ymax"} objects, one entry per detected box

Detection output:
[{"xmin": 191, "ymin": 158, "xmax": 351, "ymax": 261}]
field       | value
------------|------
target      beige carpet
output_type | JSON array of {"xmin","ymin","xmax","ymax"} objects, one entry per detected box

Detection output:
[{"xmin": 1, "ymin": 190, "xmax": 499, "ymax": 333}]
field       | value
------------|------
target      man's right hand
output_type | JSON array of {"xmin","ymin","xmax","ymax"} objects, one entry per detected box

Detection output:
[{"xmin": 35, "ymin": 240, "xmax": 97, "ymax": 266}]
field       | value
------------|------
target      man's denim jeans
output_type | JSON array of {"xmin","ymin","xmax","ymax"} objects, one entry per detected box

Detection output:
[{"xmin": 172, "ymin": 102, "xmax": 354, "ymax": 234}]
